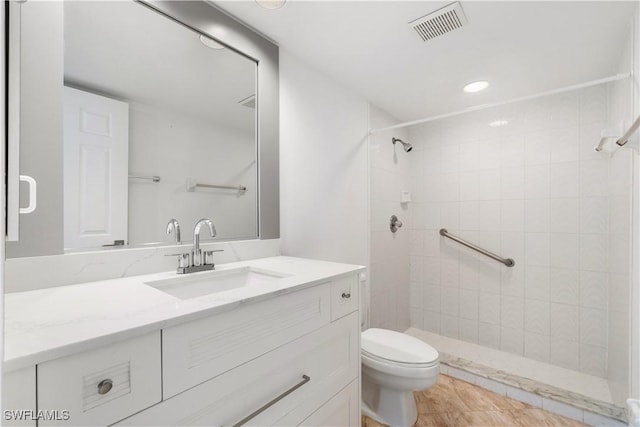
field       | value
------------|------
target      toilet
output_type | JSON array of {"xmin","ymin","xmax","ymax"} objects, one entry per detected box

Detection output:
[{"xmin": 361, "ymin": 328, "xmax": 440, "ymax": 427}]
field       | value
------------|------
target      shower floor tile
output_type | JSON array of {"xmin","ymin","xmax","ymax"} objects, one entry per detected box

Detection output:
[{"xmin": 362, "ymin": 374, "xmax": 587, "ymax": 427}]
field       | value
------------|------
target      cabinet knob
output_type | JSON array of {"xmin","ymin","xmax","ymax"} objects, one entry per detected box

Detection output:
[
  {"xmin": 341, "ymin": 292, "xmax": 351, "ymax": 299},
  {"xmin": 97, "ymin": 379, "xmax": 113, "ymax": 395}
]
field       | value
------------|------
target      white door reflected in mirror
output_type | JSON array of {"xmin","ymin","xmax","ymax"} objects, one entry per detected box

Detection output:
[{"xmin": 63, "ymin": 86, "xmax": 129, "ymax": 250}]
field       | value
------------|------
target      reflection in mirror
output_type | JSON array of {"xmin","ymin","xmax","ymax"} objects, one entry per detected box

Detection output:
[{"xmin": 63, "ymin": 1, "xmax": 257, "ymax": 251}]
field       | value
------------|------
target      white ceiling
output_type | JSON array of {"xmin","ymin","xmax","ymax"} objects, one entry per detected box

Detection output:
[
  {"xmin": 213, "ymin": 1, "xmax": 637, "ymax": 122},
  {"xmin": 64, "ymin": 1, "xmax": 256, "ymax": 131}
]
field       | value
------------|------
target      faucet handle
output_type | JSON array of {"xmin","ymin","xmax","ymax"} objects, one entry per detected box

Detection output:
[
  {"xmin": 165, "ymin": 253, "xmax": 190, "ymax": 269},
  {"xmin": 203, "ymin": 249, "xmax": 223, "ymax": 266}
]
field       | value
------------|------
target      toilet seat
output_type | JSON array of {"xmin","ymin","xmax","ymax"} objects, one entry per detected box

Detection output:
[
  {"xmin": 362, "ymin": 349, "xmax": 439, "ymax": 368},
  {"xmin": 361, "ymin": 328, "xmax": 439, "ymax": 371}
]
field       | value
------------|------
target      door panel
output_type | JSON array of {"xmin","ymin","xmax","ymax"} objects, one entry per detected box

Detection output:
[{"xmin": 63, "ymin": 86, "xmax": 129, "ymax": 249}]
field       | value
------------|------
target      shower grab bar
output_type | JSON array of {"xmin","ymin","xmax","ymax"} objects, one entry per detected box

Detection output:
[
  {"xmin": 439, "ymin": 228, "xmax": 515, "ymax": 267},
  {"xmin": 129, "ymin": 174, "xmax": 160, "ymax": 183},
  {"xmin": 615, "ymin": 115, "xmax": 640, "ymax": 148},
  {"xmin": 186, "ymin": 178, "xmax": 247, "ymax": 192}
]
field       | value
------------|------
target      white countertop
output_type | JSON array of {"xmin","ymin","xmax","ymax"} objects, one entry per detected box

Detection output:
[{"xmin": 4, "ymin": 256, "xmax": 364, "ymax": 372}]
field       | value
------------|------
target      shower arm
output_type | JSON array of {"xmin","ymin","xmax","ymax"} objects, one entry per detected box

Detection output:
[{"xmin": 615, "ymin": 115, "xmax": 640, "ymax": 148}]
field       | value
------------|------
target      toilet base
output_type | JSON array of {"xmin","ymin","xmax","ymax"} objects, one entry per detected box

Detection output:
[{"xmin": 362, "ymin": 377, "xmax": 418, "ymax": 427}]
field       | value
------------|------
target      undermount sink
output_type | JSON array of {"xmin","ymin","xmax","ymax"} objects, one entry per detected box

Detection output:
[{"xmin": 146, "ymin": 267, "xmax": 291, "ymax": 300}]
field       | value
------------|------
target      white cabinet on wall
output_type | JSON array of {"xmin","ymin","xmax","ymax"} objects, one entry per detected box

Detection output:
[{"xmin": 3, "ymin": 272, "xmax": 361, "ymax": 427}]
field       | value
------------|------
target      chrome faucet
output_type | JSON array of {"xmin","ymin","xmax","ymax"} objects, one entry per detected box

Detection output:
[
  {"xmin": 192, "ymin": 218, "xmax": 216, "ymax": 266},
  {"xmin": 166, "ymin": 218, "xmax": 181, "ymax": 243},
  {"xmin": 168, "ymin": 218, "xmax": 222, "ymax": 274}
]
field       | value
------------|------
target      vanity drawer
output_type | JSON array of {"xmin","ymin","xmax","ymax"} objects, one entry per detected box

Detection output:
[
  {"xmin": 299, "ymin": 379, "xmax": 360, "ymax": 427},
  {"xmin": 116, "ymin": 312, "xmax": 359, "ymax": 427},
  {"xmin": 330, "ymin": 274, "xmax": 359, "ymax": 321},
  {"xmin": 37, "ymin": 332, "xmax": 161, "ymax": 426},
  {"xmin": 162, "ymin": 284, "xmax": 331, "ymax": 398}
]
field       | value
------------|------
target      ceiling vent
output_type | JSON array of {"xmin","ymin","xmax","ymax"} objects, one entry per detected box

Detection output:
[{"xmin": 409, "ymin": 2, "xmax": 468, "ymax": 42}]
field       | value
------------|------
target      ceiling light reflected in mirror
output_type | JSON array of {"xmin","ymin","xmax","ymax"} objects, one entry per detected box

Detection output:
[
  {"xmin": 255, "ymin": 0, "xmax": 287, "ymax": 10},
  {"xmin": 463, "ymin": 80, "xmax": 489, "ymax": 93}
]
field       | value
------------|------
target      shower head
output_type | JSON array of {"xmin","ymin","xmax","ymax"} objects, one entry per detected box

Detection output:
[{"xmin": 392, "ymin": 137, "xmax": 413, "ymax": 152}]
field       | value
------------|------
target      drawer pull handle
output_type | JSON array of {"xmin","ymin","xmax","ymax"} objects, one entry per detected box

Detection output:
[
  {"xmin": 342, "ymin": 292, "xmax": 351, "ymax": 299},
  {"xmin": 97, "ymin": 379, "xmax": 113, "ymax": 395},
  {"xmin": 231, "ymin": 375, "xmax": 310, "ymax": 427}
]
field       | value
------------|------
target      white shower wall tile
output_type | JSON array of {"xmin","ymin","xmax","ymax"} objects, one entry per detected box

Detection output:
[
  {"xmin": 479, "ymin": 322, "xmax": 501, "ymax": 348},
  {"xmin": 524, "ymin": 199, "xmax": 549, "ymax": 232},
  {"xmin": 550, "ymin": 302, "xmax": 580, "ymax": 341},
  {"xmin": 459, "ymin": 318, "xmax": 479, "ymax": 344},
  {"xmin": 550, "ymin": 126, "xmax": 579, "ymax": 163},
  {"xmin": 549, "ymin": 162, "xmax": 580, "ymax": 198},
  {"xmin": 549, "ymin": 268, "xmax": 580, "ymax": 304},
  {"xmin": 550, "ymin": 337, "xmax": 580, "ymax": 369},
  {"xmin": 524, "ymin": 331, "xmax": 550, "ymax": 362},
  {"xmin": 579, "ymin": 234, "xmax": 609, "ymax": 272},
  {"xmin": 501, "ymin": 296, "xmax": 524, "ymax": 329},
  {"xmin": 525, "ymin": 233, "xmax": 550, "ymax": 266},
  {"xmin": 404, "ymin": 86, "xmax": 618, "ymax": 376},
  {"xmin": 478, "ymin": 169, "xmax": 502, "ymax": 200},
  {"xmin": 479, "ymin": 293, "xmax": 501, "ymax": 325},
  {"xmin": 580, "ymin": 307, "xmax": 608, "ymax": 348},
  {"xmin": 524, "ymin": 265, "xmax": 550, "ymax": 301},
  {"xmin": 580, "ymin": 197, "xmax": 609, "ymax": 234},
  {"xmin": 524, "ymin": 299, "xmax": 550, "ymax": 335},
  {"xmin": 549, "ymin": 234, "xmax": 579, "ymax": 269},
  {"xmin": 459, "ymin": 141, "xmax": 480, "ymax": 171},
  {"xmin": 580, "ymin": 159, "xmax": 609, "ymax": 198},
  {"xmin": 500, "ymin": 200, "xmax": 525, "ymax": 231},
  {"xmin": 501, "ymin": 136, "xmax": 525, "ymax": 168},
  {"xmin": 549, "ymin": 199, "xmax": 580, "ymax": 233},
  {"xmin": 524, "ymin": 130, "xmax": 551, "ymax": 165},
  {"xmin": 501, "ymin": 168, "xmax": 525, "ymax": 200},
  {"xmin": 524, "ymin": 165, "xmax": 550, "ymax": 199},
  {"xmin": 579, "ymin": 343, "xmax": 607, "ymax": 377},
  {"xmin": 579, "ymin": 270, "xmax": 608, "ymax": 310}
]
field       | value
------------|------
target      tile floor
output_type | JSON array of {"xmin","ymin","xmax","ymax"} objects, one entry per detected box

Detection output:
[{"xmin": 362, "ymin": 375, "xmax": 587, "ymax": 427}]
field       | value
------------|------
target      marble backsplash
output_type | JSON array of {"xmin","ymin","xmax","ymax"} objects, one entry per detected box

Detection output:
[{"xmin": 5, "ymin": 238, "xmax": 281, "ymax": 293}]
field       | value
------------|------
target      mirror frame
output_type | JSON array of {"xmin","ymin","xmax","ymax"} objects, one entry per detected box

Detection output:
[{"xmin": 139, "ymin": 0, "xmax": 279, "ymax": 240}]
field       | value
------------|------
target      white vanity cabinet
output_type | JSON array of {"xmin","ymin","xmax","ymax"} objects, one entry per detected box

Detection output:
[
  {"xmin": 3, "ymin": 270, "xmax": 361, "ymax": 427},
  {"xmin": 119, "ymin": 276, "xmax": 360, "ymax": 427}
]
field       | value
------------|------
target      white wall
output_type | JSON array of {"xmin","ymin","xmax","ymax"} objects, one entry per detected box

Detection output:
[
  {"xmin": 279, "ymin": 50, "xmax": 369, "ymax": 266},
  {"xmin": 607, "ymin": 15, "xmax": 635, "ymax": 407},
  {"xmin": 407, "ymin": 85, "xmax": 621, "ymax": 381},
  {"xmin": 368, "ymin": 106, "xmax": 410, "ymax": 331},
  {"xmin": 633, "ymin": 2, "xmax": 640, "ymax": 404},
  {"xmin": 128, "ymin": 102, "xmax": 257, "ymax": 244}
]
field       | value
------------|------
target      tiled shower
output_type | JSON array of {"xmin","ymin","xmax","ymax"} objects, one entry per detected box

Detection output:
[{"xmin": 369, "ymin": 47, "xmax": 634, "ymax": 413}]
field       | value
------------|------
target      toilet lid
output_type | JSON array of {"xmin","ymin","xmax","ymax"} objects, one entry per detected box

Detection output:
[{"xmin": 362, "ymin": 328, "xmax": 439, "ymax": 365}]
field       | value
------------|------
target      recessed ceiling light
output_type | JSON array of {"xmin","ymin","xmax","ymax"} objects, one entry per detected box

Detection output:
[
  {"xmin": 489, "ymin": 120, "xmax": 508, "ymax": 127},
  {"xmin": 199, "ymin": 34, "xmax": 225, "ymax": 50},
  {"xmin": 463, "ymin": 80, "xmax": 489, "ymax": 93},
  {"xmin": 255, "ymin": 0, "xmax": 286, "ymax": 10}
]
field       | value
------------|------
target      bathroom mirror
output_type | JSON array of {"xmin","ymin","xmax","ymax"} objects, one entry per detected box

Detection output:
[
  {"xmin": 6, "ymin": 0, "xmax": 279, "ymax": 258},
  {"xmin": 64, "ymin": 1, "xmax": 257, "ymax": 249}
]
